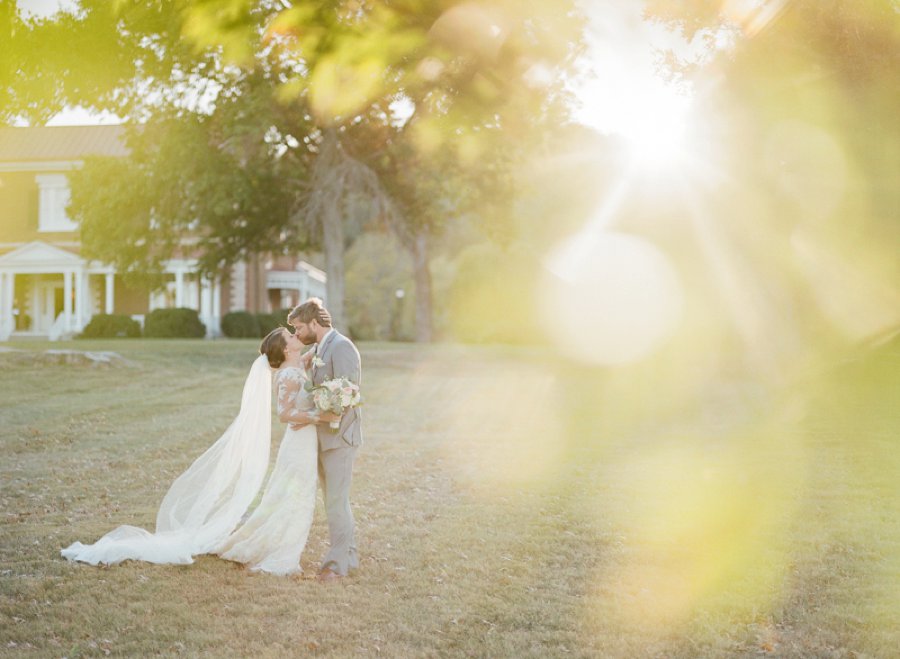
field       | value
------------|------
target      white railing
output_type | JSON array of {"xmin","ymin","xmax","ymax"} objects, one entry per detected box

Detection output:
[
  {"xmin": 48, "ymin": 312, "xmax": 70, "ymax": 342},
  {"xmin": 0, "ymin": 316, "xmax": 12, "ymax": 342},
  {"xmin": 200, "ymin": 314, "xmax": 222, "ymax": 338}
]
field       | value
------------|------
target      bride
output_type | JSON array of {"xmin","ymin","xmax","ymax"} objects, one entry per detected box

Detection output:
[{"xmin": 61, "ymin": 328, "xmax": 335, "ymax": 575}]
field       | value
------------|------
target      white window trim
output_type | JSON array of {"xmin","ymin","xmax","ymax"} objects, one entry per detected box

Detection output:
[{"xmin": 36, "ymin": 173, "xmax": 78, "ymax": 232}]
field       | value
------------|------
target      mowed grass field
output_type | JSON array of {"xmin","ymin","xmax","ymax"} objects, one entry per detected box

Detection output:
[{"xmin": 1, "ymin": 339, "xmax": 898, "ymax": 658}]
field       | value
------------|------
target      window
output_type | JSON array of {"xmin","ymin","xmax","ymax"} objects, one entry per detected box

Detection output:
[{"xmin": 36, "ymin": 174, "xmax": 77, "ymax": 232}]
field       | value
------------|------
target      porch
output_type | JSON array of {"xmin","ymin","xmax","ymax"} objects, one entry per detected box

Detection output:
[
  {"xmin": 0, "ymin": 242, "xmax": 114, "ymax": 341},
  {"xmin": 0, "ymin": 242, "xmax": 222, "ymax": 341}
]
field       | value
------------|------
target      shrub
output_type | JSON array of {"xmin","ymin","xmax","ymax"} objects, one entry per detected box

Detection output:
[
  {"xmin": 221, "ymin": 311, "xmax": 260, "ymax": 338},
  {"xmin": 143, "ymin": 308, "xmax": 206, "ymax": 338},
  {"xmin": 255, "ymin": 309, "xmax": 292, "ymax": 338},
  {"xmin": 78, "ymin": 314, "xmax": 142, "ymax": 339}
]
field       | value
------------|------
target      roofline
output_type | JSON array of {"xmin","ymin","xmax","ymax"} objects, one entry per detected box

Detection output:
[{"xmin": 0, "ymin": 160, "xmax": 83, "ymax": 172}]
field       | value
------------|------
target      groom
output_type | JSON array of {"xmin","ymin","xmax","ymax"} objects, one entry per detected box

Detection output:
[{"xmin": 288, "ymin": 298, "xmax": 362, "ymax": 581}]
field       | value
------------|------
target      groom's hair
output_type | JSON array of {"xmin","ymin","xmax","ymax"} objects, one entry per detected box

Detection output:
[{"xmin": 288, "ymin": 298, "xmax": 332, "ymax": 327}]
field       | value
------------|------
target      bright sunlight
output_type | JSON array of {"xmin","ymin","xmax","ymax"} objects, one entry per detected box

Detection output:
[
  {"xmin": 572, "ymin": 1, "xmax": 701, "ymax": 174},
  {"xmin": 578, "ymin": 75, "xmax": 694, "ymax": 172}
]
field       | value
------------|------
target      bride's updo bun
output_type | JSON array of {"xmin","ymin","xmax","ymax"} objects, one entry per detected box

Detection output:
[{"xmin": 260, "ymin": 328, "xmax": 288, "ymax": 368}]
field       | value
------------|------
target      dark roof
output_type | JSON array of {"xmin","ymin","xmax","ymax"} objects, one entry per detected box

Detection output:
[{"xmin": 0, "ymin": 125, "xmax": 128, "ymax": 161}]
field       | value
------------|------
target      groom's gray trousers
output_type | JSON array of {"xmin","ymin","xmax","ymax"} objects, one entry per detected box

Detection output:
[
  {"xmin": 317, "ymin": 444, "xmax": 358, "ymax": 574},
  {"xmin": 312, "ymin": 332, "xmax": 362, "ymax": 576}
]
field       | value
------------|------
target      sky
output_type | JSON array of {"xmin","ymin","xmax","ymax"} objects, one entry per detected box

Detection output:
[
  {"xmin": 572, "ymin": 0, "xmax": 725, "ymax": 137},
  {"xmin": 16, "ymin": 0, "xmax": 74, "ymax": 20}
]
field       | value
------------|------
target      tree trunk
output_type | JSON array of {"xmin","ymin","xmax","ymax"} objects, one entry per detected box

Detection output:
[
  {"xmin": 411, "ymin": 230, "xmax": 433, "ymax": 343},
  {"xmin": 309, "ymin": 129, "xmax": 349, "ymax": 333},
  {"xmin": 322, "ymin": 204, "xmax": 346, "ymax": 333},
  {"xmin": 249, "ymin": 252, "xmax": 267, "ymax": 312}
]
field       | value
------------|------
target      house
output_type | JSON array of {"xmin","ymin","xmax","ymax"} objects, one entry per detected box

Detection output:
[{"xmin": 0, "ymin": 125, "xmax": 325, "ymax": 340}]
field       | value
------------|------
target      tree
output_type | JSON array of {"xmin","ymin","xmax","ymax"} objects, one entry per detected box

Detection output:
[
  {"xmin": 291, "ymin": 127, "xmax": 394, "ymax": 336},
  {"xmin": 232, "ymin": 0, "xmax": 586, "ymax": 340},
  {"xmin": 69, "ymin": 86, "xmax": 310, "ymax": 294},
  {"xmin": 7, "ymin": 0, "xmax": 586, "ymax": 337},
  {"xmin": 366, "ymin": 123, "xmax": 520, "ymax": 342}
]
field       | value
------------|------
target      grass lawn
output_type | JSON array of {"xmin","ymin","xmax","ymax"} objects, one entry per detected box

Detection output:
[{"xmin": 1, "ymin": 338, "xmax": 897, "ymax": 657}]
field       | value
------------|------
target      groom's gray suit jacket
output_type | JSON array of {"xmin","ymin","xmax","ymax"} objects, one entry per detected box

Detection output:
[{"xmin": 312, "ymin": 330, "xmax": 363, "ymax": 451}]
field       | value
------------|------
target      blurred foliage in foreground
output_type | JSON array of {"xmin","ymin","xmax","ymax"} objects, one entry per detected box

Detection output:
[{"xmin": 577, "ymin": 0, "xmax": 900, "ymax": 382}]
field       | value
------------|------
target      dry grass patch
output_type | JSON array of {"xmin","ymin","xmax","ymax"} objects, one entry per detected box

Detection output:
[{"xmin": 1, "ymin": 339, "xmax": 897, "ymax": 657}]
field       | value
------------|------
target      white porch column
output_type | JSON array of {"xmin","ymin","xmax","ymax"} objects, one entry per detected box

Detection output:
[
  {"xmin": 212, "ymin": 279, "xmax": 221, "ymax": 321},
  {"xmin": 209, "ymin": 279, "xmax": 221, "ymax": 337},
  {"xmin": 0, "ymin": 272, "xmax": 13, "ymax": 335},
  {"xmin": 175, "ymin": 269, "xmax": 185, "ymax": 307},
  {"xmin": 31, "ymin": 277, "xmax": 40, "ymax": 332},
  {"xmin": 299, "ymin": 271, "xmax": 308, "ymax": 304},
  {"xmin": 83, "ymin": 271, "xmax": 92, "ymax": 325},
  {"xmin": 105, "ymin": 273, "xmax": 114, "ymax": 314},
  {"xmin": 74, "ymin": 269, "xmax": 86, "ymax": 331},
  {"xmin": 200, "ymin": 276, "xmax": 212, "ymax": 335},
  {"xmin": 63, "ymin": 270, "xmax": 73, "ymax": 332}
]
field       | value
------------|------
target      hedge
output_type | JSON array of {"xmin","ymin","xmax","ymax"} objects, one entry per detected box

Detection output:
[
  {"xmin": 221, "ymin": 311, "xmax": 260, "ymax": 338},
  {"xmin": 255, "ymin": 308, "xmax": 293, "ymax": 338},
  {"xmin": 78, "ymin": 314, "xmax": 142, "ymax": 338},
  {"xmin": 143, "ymin": 308, "xmax": 206, "ymax": 338}
]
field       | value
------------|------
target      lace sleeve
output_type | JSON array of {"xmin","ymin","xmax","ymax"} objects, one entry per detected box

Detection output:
[{"xmin": 275, "ymin": 368, "xmax": 309, "ymax": 417}]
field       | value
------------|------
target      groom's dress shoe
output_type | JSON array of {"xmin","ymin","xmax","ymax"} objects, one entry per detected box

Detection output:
[{"xmin": 317, "ymin": 567, "xmax": 342, "ymax": 582}]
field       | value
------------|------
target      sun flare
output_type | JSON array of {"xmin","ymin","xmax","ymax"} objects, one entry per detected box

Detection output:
[
  {"xmin": 618, "ymin": 84, "xmax": 692, "ymax": 171},
  {"xmin": 577, "ymin": 75, "xmax": 694, "ymax": 172}
]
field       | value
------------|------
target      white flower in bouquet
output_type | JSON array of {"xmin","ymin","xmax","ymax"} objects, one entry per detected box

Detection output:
[{"xmin": 307, "ymin": 377, "xmax": 361, "ymax": 429}]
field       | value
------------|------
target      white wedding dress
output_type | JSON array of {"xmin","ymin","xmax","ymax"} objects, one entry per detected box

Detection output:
[
  {"xmin": 216, "ymin": 366, "xmax": 317, "ymax": 575},
  {"xmin": 61, "ymin": 357, "xmax": 318, "ymax": 576}
]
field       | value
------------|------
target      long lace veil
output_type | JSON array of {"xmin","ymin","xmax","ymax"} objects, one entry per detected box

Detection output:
[{"xmin": 61, "ymin": 354, "xmax": 273, "ymax": 566}]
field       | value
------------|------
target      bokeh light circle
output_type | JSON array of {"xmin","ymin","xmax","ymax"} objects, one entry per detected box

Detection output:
[{"xmin": 540, "ymin": 231, "xmax": 684, "ymax": 365}]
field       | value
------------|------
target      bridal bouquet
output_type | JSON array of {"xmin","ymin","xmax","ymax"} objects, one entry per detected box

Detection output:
[{"xmin": 307, "ymin": 377, "xmax": 361, "ymax": 429}]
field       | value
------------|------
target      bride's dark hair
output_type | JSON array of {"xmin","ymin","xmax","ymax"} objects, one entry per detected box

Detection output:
[{"xmin": 260, "ymin": 328, "xmax": 288, "ymax": 368}]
